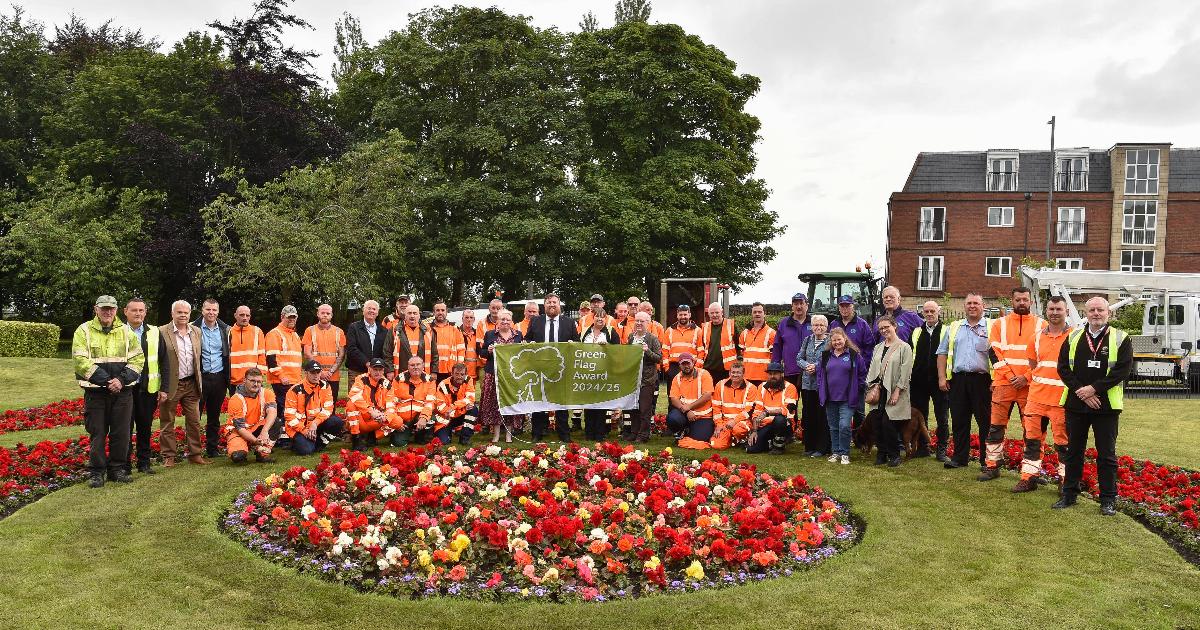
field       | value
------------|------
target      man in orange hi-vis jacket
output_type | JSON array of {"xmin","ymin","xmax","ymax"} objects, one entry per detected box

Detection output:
[
  {"xmin": 283, "ymin": 360, "xmax": 344, "ymax": 455},
  {"xmin": 980, "ymin": 287, "xmax": 1045, "ymax": 481},
  {"xmin": 707, "ymin": 361, "xmax": 760, "ymax": 450},
  {"xmin": 389, "ymin": 355, "xmax": 438, "ymax": 447},
  {"xmin": 345, "ymin": 358, "xmax": 397, "ymax": 452},
  {"xmin": 223, "ymin": 367, "xmax": 277, "ymax": 463},
  {"xmin": 434, "ymin": 362, "xmax": 477, "ymax": 445},
  {"xmin": 1012, "ymin": 296, "xmax": 1073, "ymax": 493}
]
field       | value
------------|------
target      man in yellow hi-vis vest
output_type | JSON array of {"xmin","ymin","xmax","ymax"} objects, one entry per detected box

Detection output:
[
  {"xmin": 123, "ymin": 297, "xmax": 161, "ymax": 476},
  {"xmin": 1053, "ymin": 297, "xmax": 1133, "ymax": 516},
  {"xmin": 73, "ymin": 295, "xmax": 144, "ymax": 488}
]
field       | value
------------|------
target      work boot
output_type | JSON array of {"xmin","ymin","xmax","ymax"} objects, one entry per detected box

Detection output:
[
  {"xmin": 89, "ymin": 473, "xmax": 105, "ymax": 489},
  {"xmin": 255, "ymin": 452, "xmax": 275, "ymax": 464},
  {"xmin": 351, "ymin": 435, "xmax": 367, "ymax": 453},
  {"xmin": 1052, "ymin": 495, "xmax": 1077, "ymax": 510},
  {"xmin": 977, "ymin": 466, "xmax": 1000, "ymax": 482},
  {"xmin": 137, "ymin": 464, "xmax": 156, "ymax": 475},
  {"xmin": 1099, "ymin": 500, "xmax": 1117, "ymax": 516},
  {"xmin": 887, "ymin": 456, "xmax": 901, "ymax": 468},
  {"xmin": 1011, "ymin": 477, "xmax": 1038, "ymax": 493},
  {"xmin": 935, "ymin": 446, "xmax": 949, "ymax": 463},
  {"xmin": 110, "ymin": 470, "xmax": 134, "ymax": 483}
]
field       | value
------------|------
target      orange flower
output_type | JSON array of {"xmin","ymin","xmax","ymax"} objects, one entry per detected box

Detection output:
[
  {"xmin": 514, "ymin": 550, "xmax": 533, "ymax": 567},
  {"xmin": 588, "ymin": 540, "xmax": 607, "ymax": 555},
  {"xmin": 448, "ymin": 564, "xmax": 467, "ymax": 582},
  {"xmin": 271, "ymin": 506, "xmax": 288, "ymax": 521},
  {"xmin": 617, "ymin": 535, "xmax": 634, "ymax": 552}
]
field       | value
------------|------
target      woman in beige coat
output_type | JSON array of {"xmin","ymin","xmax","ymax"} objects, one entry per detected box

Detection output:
[{"xmin": 866, "ymin": 315, "xmax": 913, "ymax": 467}]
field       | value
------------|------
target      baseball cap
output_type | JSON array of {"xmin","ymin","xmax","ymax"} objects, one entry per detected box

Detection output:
[
  {"xmin": 678, "ymin": 352, "xmax": 695, "ymax": 364},
  {"xmin": 837, "ymin": 295, "xmax": 855, "ymax": 305},
  {"xmin": 590, "ymin": 293, "xmax": 605, "ymax": 302},
  {"xmin": 303, "ymin": 359, "xmax": 323, "ymax": 372},
  {"xmin": 397, "ymin": 294, "xmax": 411, "ymax": 302},
  {"xmin": 368, "ymin": 358, "xmax": 386, "ymax": 369},
  {"xmin": 791, "ymin": 293, "xmax": 807, "ymax": 303},
  {"xmin": 766, "ymin": 361, "xmax": 784, "ymax": 373},
  {"xmin": 95, "ymin": 295, "xmax": 118, "ymax": 308},
  {"xmin": 281, "ymin": 305, "xmax": 298, "ymax": 317}
]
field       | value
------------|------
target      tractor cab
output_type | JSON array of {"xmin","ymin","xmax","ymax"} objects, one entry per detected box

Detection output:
[{"xmin": 798, "ymin": 272, "xmax": 884, "ymax": 324}]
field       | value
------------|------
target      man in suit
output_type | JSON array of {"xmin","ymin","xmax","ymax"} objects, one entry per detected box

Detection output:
[
  {"xmin": 158, "ymin": 300, "xmax": 208, "ymax": 466},
  {"xmin": 523, "ymin": 291, "xmax": 579, "ymax": 442},
  {"xmin": 193, "ymin": 298, "xmax": 231, "ymax": 459},
  {"xmin": 123, "ymin": 297, "xmax": 160, "ymax": 475},
  {"xmin": 346, "ymin": 299, "xmax": 395, "ymax": 383}
]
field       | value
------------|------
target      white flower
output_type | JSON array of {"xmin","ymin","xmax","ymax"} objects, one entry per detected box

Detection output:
[
  {"xmin": 512, "ymin": 457, "xmax": 524, "ymax": 469},
  {"xmin": 330, "ymin": 544, "xmax": 343, "ymax": 556},
  {"xmin": 589, "ymin": 475, "xmax": 602, "ymax": 487},
  {"xmin": 516, "ymin": 523, "xmax": 532, "ymax": 535},
  {"xmin": 667, "ymin": 497, "xmax": 686, "ymax": 509},
  {"xmin": 589, "ymin": 528, "xmax": 609, "ymax": 543},
  {"xmin": 380, "ymin": 510, "xmax": 397, "ymax": 525},
  {"xmin": 485, "ymin": 445, "xmax": 502, "ymax": 456},
  {"xmin": 426, "ymin": 463, "xmax": 442, "ymax": 476},
  {"xmin": 538, "ymin": 458, "xmax": 550, "ymax": 469},
  {"xmin": 336, "ymin": 532, "xmax": 354, "ymax": 546},
  {"xmin": 379, "ymin": 484, "xmax": 397, "ymax": 498},
  {"xmin": 300, "ymin": 505, "xmax": 316, "ymax": 519},
  {"xmin": 620, "ymin": 450, "xmax": 645, "ymax": 461},
  {"xmin": 692, "ymin": 477, "xmax": 710, "ymax": 487},
  {"xmin": 376, "ymin": 557, "xmax": 390, "ymax": 571},
  {"xmin": 301, "ymin": 470, "xmax": 314, "ymax": 481},
  {"xmin": 385, "ymin": 546, "xmax": 403, "ymax": 563},
  {"xmin": 467, "ymin": 506, "xmax": 481, "ymax": 519},
  {"xmin": 712, "ymin": 485, "xmax": 728, "ymax": 497}
]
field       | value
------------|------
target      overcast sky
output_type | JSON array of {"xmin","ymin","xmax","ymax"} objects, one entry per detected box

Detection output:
[{"xmin": 27, "ymin": 0, "xmax": 1200, "ymax": 301}]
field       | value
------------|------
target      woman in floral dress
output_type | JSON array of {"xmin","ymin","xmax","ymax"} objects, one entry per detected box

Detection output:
[{"xmin": 479, "ymin": 310, "xmax": 524, "ymax": 442}]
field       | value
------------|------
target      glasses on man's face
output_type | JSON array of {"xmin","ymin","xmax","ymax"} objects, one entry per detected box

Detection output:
[{"xmin": 246, "ymin": 380, "xmax": 263, "ymax": 387}]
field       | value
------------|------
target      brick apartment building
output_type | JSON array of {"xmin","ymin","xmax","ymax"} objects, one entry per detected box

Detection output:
[{"xmin": 887, "ymin": 143, "xmax": 1200, "ymax": 307}]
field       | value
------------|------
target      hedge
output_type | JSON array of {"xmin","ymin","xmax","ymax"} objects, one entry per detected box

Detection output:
[
  {"xmin": 0, "ymin": 321, "xmax": 61, "ymax": 358},
  {"xmin": 732, "ymin": 313, "xmax": 788, "ymax": 332}
]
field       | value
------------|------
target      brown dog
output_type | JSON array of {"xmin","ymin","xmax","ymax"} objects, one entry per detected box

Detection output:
[{"xmin": 856, "ymin": 407, "xmax": 931, "ymax": 460}]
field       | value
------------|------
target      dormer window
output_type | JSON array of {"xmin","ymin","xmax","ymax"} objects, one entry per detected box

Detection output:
[
  {"xmin": 1056, "ymin": 153, "xmax": 1088, "ymax": 191},
  {"xmin": 986, "ymin": 152, "xmax": 1018, "ymax": 191}
]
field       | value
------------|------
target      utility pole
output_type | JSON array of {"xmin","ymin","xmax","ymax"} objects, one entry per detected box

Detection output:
[{"xmin": 1046, "ymin": 116, "xmax": 1055, "ymax": 261}]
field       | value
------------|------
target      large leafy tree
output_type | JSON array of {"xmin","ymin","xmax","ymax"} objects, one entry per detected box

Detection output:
[
  {"xmin": 0, "ymin": 9, "xmax": 62, "ymax": 194},
  {"xmin": 335, "ymin": 6, "xmax": 585, "ymax": 305},
  {"xmin": 569, "ymin": 20, "xmax": 777, "ymax": 296}
]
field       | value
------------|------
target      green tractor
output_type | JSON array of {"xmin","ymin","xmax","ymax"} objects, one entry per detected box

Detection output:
[{"xmin": 797, "ymin": 270, "xmax": 884, "ymax": 324}]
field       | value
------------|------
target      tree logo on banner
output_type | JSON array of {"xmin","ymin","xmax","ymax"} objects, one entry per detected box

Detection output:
[{"xmin": 508, "ymin": 346, "xmax": 565, "ymax": 403}]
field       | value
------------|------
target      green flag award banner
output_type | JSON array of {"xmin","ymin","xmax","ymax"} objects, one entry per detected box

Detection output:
[{"xmin": 493, "ymin": 342, "xmax": 643, "ymax": 414}]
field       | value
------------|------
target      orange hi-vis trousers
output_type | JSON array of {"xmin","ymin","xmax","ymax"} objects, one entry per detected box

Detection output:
[
  {"xmin": 1019, "ymin": 400, "xmax": 1068, "ymax": 480},
  {"xmin": 985, "ymin": 383, "xmax": 1028, "ymax": 468}
]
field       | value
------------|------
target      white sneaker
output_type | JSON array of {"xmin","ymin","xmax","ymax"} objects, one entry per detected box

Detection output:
[
  {"xmin": 840, "ymin": 455, "xmax": 850, "ymax": 465},
  {"xmin": 827, "ymin": 454, "xmax": 839, "ymax": 463}
]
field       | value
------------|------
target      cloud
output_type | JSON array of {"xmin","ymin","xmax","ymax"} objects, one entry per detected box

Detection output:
[{"xmin": 1079, "ymin": 37, "xmax": 1200, "ymax": 125}]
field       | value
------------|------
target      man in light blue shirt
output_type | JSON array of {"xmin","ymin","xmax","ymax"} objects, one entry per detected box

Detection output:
[
  {"xmin": 935, "ymin": 293, "xmax": 992, "ymax": 469},
  {"xmin": 193, "ymin": 298, "xmax": 230, "ymax": 458}
]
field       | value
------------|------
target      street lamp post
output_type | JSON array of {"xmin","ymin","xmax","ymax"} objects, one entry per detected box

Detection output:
[{"xmin": 1046, "ymin": 116, "xmax": 1055, "ymax": 261}]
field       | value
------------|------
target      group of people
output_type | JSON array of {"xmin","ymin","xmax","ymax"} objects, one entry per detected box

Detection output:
[{"xmin": 72, "ymin": 284, "xmax": 1132, "ymax": 514}]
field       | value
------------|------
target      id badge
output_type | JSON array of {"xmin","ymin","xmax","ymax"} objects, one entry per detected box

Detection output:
[{"xmin": 1087, "ymin": 359, "xmax": 1102, "ymax": 369}]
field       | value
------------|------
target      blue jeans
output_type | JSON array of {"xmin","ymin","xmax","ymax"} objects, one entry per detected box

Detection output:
[
  {"xmin": 291, "ymin": 415, "xmax": 345, "ymax": 455},
  {"xmin": 825, "ymin": 401, "xmax": 854, "ymax": 456}
]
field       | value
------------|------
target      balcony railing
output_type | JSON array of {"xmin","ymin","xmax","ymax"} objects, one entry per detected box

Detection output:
[
  {"xmin": 987, "ymin": 172, "xmax": 1017, "ymax": 192},
  {"xmin": 918, "ymin": 219, "xmax": 946, "ymax": 242},
  {"xmin": 1056, "ymin": 220, "xmax": 1086, "ymax": 244},
  {"xmin": 1056, "ymin": 171, "xmax": 1088, "ymax": 192}
]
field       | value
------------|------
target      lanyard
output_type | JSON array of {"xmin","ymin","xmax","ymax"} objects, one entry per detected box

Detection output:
[{"xmin": 1085, "ymin": 328, "xmax": 1106, "ymax": 357}]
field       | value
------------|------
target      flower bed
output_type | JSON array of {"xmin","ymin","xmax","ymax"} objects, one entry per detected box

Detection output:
[
  {"xmin": 0, "ymin": 438, "xmax": 91, "ymax": 518},
  {"xmin": 222, "ymin": 443, "xmax": 860, "ymax": 602},
  {"xmin": 0, "ymin": 398, "xmax": 85, "ymax": 435}
]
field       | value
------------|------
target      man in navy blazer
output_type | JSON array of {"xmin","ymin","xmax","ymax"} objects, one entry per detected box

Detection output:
[{"xmin": 523, "ymin": 292, "xmax": 579, "ymax": 441}]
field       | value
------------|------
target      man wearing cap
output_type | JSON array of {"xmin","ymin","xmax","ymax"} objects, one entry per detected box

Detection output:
[
  {"xmin": 626, "ymin": 311, "xmax": 663, "ymax": 442},
  {"xmin": 193, "ymin": 298, "xmax": 231, "ymax": 460},
  {"xmin": 771, "ymin": 293, "xmax": 813, "ymax": 389},
  {"xmin": 158, "ymin": 300, "xmax": 207, "ymax": 466},
  {"xmin": 382, "ymin": 295, "xmax": 411, "ymax": 331},
  {"xmin": 751, "ymin": 362, "xmax": 798, "ymax": 454},
  {"xmin": 699, "ymin": 302, "xmax": 740, "ymax": 385},
  {"xmin": 881, "ymin": 286, "xmax": 924, "ymax": 345},
  {"xmin": 73, "ymin": 295, "xmax": 144, "ymax": 487},
  {"xmin": 223, "ymin": 367, "xmax": 276, "ymax": 463},
  {"xmin": 577, "ymin": 294, "xmax": 614, "ymax": 334},
  {"xmin": 283, "ymin": 359, "xmax": 345, "ymax": 455},
  {"xmin": 346, "ymin": 299, "xmax": 394, "ymax": 385},
  {"xmin": 664, "ymin": 304, "xmax": 702, "ymax": 387},
  {"xmin": 666, "ymin": 353, "xmax": 715, "ymax": 441},
  {"xmin": 345, "ymin": 358, "xmax": 397, "ymax": 451},
  {"xmin": 266, "ymin": 305, "xmax": 304, "ymax": 445},
  {"xmin": 122, "ymin": 297, "xmax": 159, "ymax": 476},
  {"xmin": 829, "ymin": 295, "xmax": 877, "ymax": 365}
]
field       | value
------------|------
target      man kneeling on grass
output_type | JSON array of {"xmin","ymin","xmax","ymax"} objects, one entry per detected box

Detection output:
[
  {"xmin": 283, "ymin": 360, "xmax": 346, "ymax": 455},
  {"xmin": 224, "ymin": 367, "xmax": 276, "ymax": 463}
]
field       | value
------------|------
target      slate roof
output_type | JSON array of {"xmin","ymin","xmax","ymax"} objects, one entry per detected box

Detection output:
[
  {"xmin": 1169, "ymin": 149, "xmax": 1200, "ymax": 192},
  {"xmin": 902, "ymin": 150, "xmax": 1113, "ymax": 193}
]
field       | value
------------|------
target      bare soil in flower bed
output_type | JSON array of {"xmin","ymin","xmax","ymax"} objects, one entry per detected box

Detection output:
[{"xmin": 221, "ymin": 443, "xmax": 862, "ymax": 602}]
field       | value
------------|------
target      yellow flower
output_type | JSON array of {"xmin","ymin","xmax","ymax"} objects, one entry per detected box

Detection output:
[
  {"xmin": 542, "ymin": 567, "xmax": 559, "ymax": 582},
  {"xmin": 317, "ymin": 517, "xmax": 332, "ymax": 533},
  {"xmin": 519, "ymin": 496, "xmax": 529, "ymax": 505},
  {"xmin": 451, "ymin": 534, "xmax": 471, "ymax": 552},
  {"xmin": 418, "ymin": 550, "xmax": 431, "ymax": 567},
  {"xmin": 618, "ymin": 462, "xmax": 627, "ymax": 471},
  {"xmin": 619, "ymin": 501, "xmax": 630, "ymax": 512},
  {"xmin": 552, "ymin": 487, "xmax": 565, "ymax": 499},
  {"xmin": 664, "ymin": 447, "xmax": 673, "ymax": 456},
  {"xmin": 351, "ymin": 471, "xmax": 364, "ymax": 482},
  {"xmin": 265, "ymin": 474, "xmax": 279, "ymax": 486},
  {"xmin": 271, "ymin": 487, "xmax": 283, "ymax": 497},
  {"xmin": 685, "ymin": 560, "xmax": 705, "ymax": 581},
  {"xmin": 643, "ymin": 556, "xmax": 660, "ymax": 570},
  {"xmin": 578, "ymin": 508, "xmax": 591, "ymax": 521},
  {"xmin": 414, "ymin": 529, "xmax": 426, "ymax": 540},
  {"xmin": 685, "ymin": 478, "xmax": 696, "ymax": 489}
]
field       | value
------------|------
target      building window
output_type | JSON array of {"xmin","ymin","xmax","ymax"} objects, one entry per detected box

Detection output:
[
  {"xmin": 1056, "ymin": 258, "xmax": 1083, "ymax": 270},
  {"xmin": 1122, "ymin": 200, "xmax": 1157, "ymax": 245},
  {"xmin": 1120, "ymin": 250, "xmax": 1155, "ymax": 273},
  {"xmin": 1056, "ymin": 207, "xmax": 1085, "ymax": 244},
  {"xmin": 917, "ymin": 256, "xmax": 943, "ymax": 290},
  {"xmin": 1124, "ymin": 149, "xmax": 1160, "ymax": 195},
  {"xmin": 984, "ymin": 256, "xmax": 1012, "ymax": 277},
  {"xmin": 987, "ymin": 206, "xmax": 1014, "ymax": 227},
  {"xmin": 919, "ymin": 207, "xmax": 945, "ymax": 242},
  {"xmin": 1057, "ymin": 156, "xmax": 1088, "ymax": 191},
  {"xmin": 987, "ymin": 157, "xmax": 1018, "ymax": 191}
]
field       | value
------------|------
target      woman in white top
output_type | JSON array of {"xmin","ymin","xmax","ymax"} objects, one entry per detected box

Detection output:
[{"xmin": 581, "ymin": 311, "xmax": 620, "ymax": 441}]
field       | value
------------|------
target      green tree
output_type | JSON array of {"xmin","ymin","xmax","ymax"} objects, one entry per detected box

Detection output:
[
  {"xmin": 335, "ymin": 6, "xmax": 584, "ymax": 304},
  {"xmin": 0, "ymin": 8, "xmax": 63, "ymax": 193},
  {"xmin": 614, "ymin": 0, "xmax": 652, "ymax": 24},
  {"xmin": 569, "ymin": 21, "xmax": 777, "ymax": 296},
  {"xmin": 0, "ymin": 172, "xmax": 159, "ymax": 327},
  {"xmin": 199, "ymin": 131, "xmax": 418, "ymax": 307}
]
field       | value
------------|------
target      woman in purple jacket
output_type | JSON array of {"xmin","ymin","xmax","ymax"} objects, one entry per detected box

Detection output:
[{"xmin": 817, "ymin": 328, "xmax": 866, "ymax": 464}]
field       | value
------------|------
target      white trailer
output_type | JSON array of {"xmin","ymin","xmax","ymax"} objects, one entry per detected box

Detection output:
[{"xmin": 1018, "ymin": 266, "xmax": 1200, "ymax": 391}]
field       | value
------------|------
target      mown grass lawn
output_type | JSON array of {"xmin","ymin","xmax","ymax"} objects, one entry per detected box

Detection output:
[
  {"xmin": 0, "ymin": 357, "xmax": 79, "ymax": 411},
  {"xmin": 0, "ymin": 360, "xmax": 1197, "ymax": 628}
]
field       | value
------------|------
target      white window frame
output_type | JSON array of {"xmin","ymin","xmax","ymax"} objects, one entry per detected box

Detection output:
[
  {"xmin": 1120, "ymin": 250, "xmax": 1155, "ymax": 273},
  {"xmin": 1122, "ymin": 200, "xmax": 1157, "ymax": 246},
  {"xmin": 987, "ymin": 206, "xmax": 1014, "ymax": 228},
  {"xmin": 984, "ymin": 256, "xmax": 1012, "ymax": 277},
  {"xmin": 1056, "ymin": 257, "xmax": 1083, "ymax": 270},
  {"xmin": 919, "ymin": 206, "xmax": 946, "ymax": 242},
  {"xmin": 1124, "ymin": 148, "xmax": 1160, "ymax": 195},
  {"xmin": 1056, "ymin": 207, "xmax": 1085, "ymax": 244},
  {"xmin": 1056, "ymin": 154, "xmax": 1089, "ymax": 191},
  {"xmin": 986, "ymin": 153, "xmax": 1019, "ymax": 192},
  {"xmin": 917, "ymin": 256, "xmax": 944, "ymax": 291}
]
